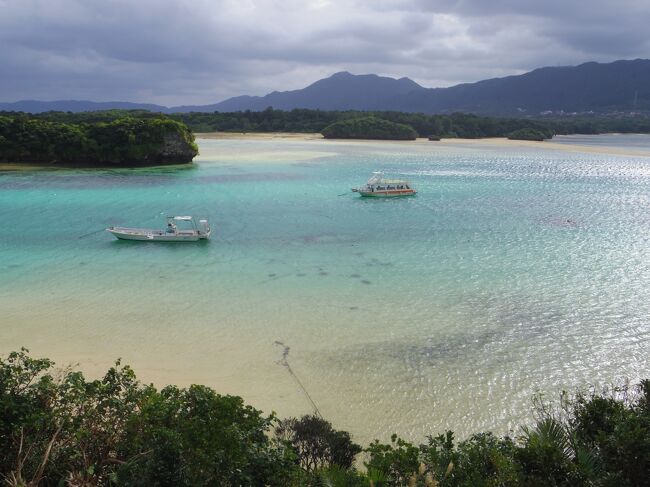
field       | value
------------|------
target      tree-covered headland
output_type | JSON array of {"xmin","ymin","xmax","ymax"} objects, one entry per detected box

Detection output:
[
  {"xmin": 321, "ymin": 116, "xmax": 418, "ymax": 140},
  {"xmin": 507, "ymin": 128, "xmax": 550, "ymax": 141},
  {"xmin": 2, "ymin": 349, "xmax": 648, "ymax": 486},
  {"xmin": 0, "ymin": 113, "xmax": 198, "ymax": 166}
]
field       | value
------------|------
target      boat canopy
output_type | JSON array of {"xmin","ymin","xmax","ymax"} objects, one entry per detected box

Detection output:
[
  {"xmin": 366, "ymin": 172, "xmax": 410, "ymax": 186},
  {"xmin": 172, "ymin": 216, "xmax": 193, "ymax": 221},
  {"xmin": 367, "ymin": 172, "xmax": 383, "ymax": 185}
]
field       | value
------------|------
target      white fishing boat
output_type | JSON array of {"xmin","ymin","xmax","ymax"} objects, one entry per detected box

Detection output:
[
  {"xmin": 106, "ymin": 216, "xmax": 211, "ymax": 241},
  {"xmin": 352, "ymin": 172, "xmax": 416, "ymax": 197}
]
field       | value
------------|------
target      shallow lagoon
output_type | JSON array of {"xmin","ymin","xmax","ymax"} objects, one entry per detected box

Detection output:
[{"xmin": 1, "ymin": 135, "xmax": 649, "ymax": 443}]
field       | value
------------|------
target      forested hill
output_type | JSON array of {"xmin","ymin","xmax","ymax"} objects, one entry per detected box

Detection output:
[
  {"xmin": 0, "ymin": 72, "xmax": 424, "ymax": 114},
  {"xmin": 203, "ymin": 72, "xmax": 425, "ymax": 112},
  {"xmin": 208, "ymin": 59, "xmax": 650, "ymax": 116},
  {"xmin": 4, "ymin": 59, "xmax": 650, "ymax": 117},
  {"xmin": 390, "ymin": 59, "xmax": 650, "ymax": 116}
]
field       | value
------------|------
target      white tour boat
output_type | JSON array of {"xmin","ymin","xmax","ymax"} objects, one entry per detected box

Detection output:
[
  {"xmin": 106, "ymin": 216, "xmax": 211, "ymax": 241},
  {"xmin": 352, "ymin": 172, "xmax": 416, "ymax": 197}
]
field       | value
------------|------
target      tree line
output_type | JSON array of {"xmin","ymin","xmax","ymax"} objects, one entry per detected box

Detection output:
[
  {"xmin": 169, "ymin": 108, "xmax": 559, "ymax": 138},
  {"xmin": 2, "ymin": 349, "xmax": 648, "ymax": 486},
  {"xmin": 5, "ymin": 108, "xmax": 650, "ymax": 141},
  {"xmin": 169, "ymin": 108, "xmax": 650, "ymax": 139}
]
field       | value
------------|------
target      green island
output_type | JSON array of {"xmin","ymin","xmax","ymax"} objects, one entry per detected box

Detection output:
[
  {"xmin": 321, "ymin": 116, "xmax": 418, "ymax": 140},
  {"xmin": 0, "ymin": 113, "xmax": 198, "ymax": 166},
  {"xmin": 507, "ymin": 128, "xmax": 550, "ymax": 141},
  {"xmin": 2, "ymin": 349, "xmax": 648, "ymax": 486}
]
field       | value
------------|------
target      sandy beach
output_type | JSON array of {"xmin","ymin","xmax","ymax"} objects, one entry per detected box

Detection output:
[
  {"xmin": 195, "ymin": 132, "xmax": 650, "ymax": 158},
  {"xmin": 196, "ymin": 132, "xmax": 325, "ymax": 141}
]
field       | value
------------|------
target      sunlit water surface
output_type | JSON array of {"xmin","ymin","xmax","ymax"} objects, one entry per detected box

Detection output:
[{"xmin": 1, "ymin": 135, "xmax": 649, "ymax": 443}]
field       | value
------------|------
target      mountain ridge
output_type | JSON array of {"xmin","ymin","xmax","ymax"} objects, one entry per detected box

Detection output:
[
  {"xmin": 2, "ymin": 59, "xmax": 649, "ymax": 116},
  {"xmin": 202, "ymin": 71, "xmax": 425, "ymax": 112}
]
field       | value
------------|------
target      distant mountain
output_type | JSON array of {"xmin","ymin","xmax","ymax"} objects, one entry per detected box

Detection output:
[
  {"xmin": 3, "ymin": 59, "xmax": 650, "ymax": 116},
  {"xmin": 386, "ymin": 59, "xmax": 650, "ymax": 115},
  {"xmin": 208, "ymin": 72, "xmax": 425, "ymax": 112},
  {"xmin": 0, "ymin": 73, "xmax": 424, "ymax": 114},
  {"xmin": 209, "ymin": 60, "xmax": 650, "ymax": 116}
]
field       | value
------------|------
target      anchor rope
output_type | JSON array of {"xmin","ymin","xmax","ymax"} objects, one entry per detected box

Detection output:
[
  {"xmin": 78, "ymin": 228, "xmax": 106, "ymax": 239},
  {"xmin": 273, "ymin": 341, "xmax": 322, "ymax": 418}
]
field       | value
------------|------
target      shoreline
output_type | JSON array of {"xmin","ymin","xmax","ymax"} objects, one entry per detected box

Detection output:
[
  {"xmin": 196, "ymin": 132, "xmax": 650, "ymax": 158},
  {"xmin": 196, "ymin": 131, "xmax": 325, "ymax": 141},
  {"xmin": 2, "ymin": 134, "xmax": 648, "ymax": 173},
  {"xmin": 0, "ymin": 161, "xmax": 196, "ymax": 171}
]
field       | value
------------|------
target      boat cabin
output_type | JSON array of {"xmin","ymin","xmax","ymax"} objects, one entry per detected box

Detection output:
[{"xmin": 352, "ymin": 172, "xmax": 416, "ymax": 197}]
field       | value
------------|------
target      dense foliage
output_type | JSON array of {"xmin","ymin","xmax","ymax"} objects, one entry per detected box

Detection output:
[
  {"xmin": 2, "ymin": 349, "xmax": 648, "ymax": 486},
  {"xmin": 171, "ymin": 108, "xmax": 650, "ymax": 139},
  {"xmin": 6, "ymin": 109, "xmax": 650, "ymax": 143},
  {"xmin": 276, "ymin": 415, "xmax": 362, "ymax": 473},
  {"xmin": 321, "ymin": 116, "xmax": 418, "ymax": 140},
  {"xmin": 170, "ymin": 108, "xmax": 560, "ymax": 138},
  {"xmin": 0, "ymin": 349, "xmax": 298, "ymax": 486},
  {"xmin": 27, "ymin": 109, "xmax": 168, "ymax": 124},
  {"xmin": 507, "ymin": 128, "xmax": 549, "ymax": 141},
  {"xmin": 0, "ymin": 113, "xmax": 198, "ymax": 166}
]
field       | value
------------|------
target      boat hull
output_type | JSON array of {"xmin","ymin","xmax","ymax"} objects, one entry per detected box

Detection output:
[
  {"xmin": 358, "ymin": 189, "xmax": 416, "ymax": 197},
  {"xmin": 106, "ymin": 227, "xmax": 209, "ymax": 241}
]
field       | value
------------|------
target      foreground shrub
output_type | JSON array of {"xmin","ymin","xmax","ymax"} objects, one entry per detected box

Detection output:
[
  {"xmin": 0, "ymin": 349, "xmax": 297, "ymax": 486},
  {"xmin": 276, "ymin": 415, "xmax": 362, "ymax": 475},
  {"xmin": 365, "ymin": 382, "xmax": 650, "ymax": 487},
  {"xmin": 1, "ymin": 349, "xmax": 648, "ymax": 486}
]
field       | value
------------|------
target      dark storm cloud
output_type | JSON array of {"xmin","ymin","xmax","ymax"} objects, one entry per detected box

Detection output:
[{"xmin": 0, "ymin": 0, "xmax": 648, "ymax": 105}]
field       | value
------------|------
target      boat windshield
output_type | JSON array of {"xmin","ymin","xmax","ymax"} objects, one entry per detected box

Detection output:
[{"xmin": 166, "ymin": 216, "xmax": 200, "ymax": 232}]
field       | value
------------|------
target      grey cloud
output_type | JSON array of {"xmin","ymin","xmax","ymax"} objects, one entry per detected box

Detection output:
[{"xmin": 0, "ymin": 0, "xmax": 648, "ymax": 104}]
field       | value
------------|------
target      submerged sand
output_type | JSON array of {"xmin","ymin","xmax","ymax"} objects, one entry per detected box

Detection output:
[
  {"xmin": 436, "ymin": 136, "xmax": 650, "ymax": 158},
  {"xmin": 3, "ymin": 134, "xmax": 650, "ymax": 446}
]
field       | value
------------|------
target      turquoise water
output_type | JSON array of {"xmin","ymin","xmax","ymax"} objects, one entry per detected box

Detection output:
[{"xmin": 1, "ymin": 136, "xmax": 649, "ymax": 442}]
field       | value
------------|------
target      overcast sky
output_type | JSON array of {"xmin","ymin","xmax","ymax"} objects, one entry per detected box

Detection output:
[{"xmin": 1, "ymin": 0, "xmax": 649, "ymax": 106}]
